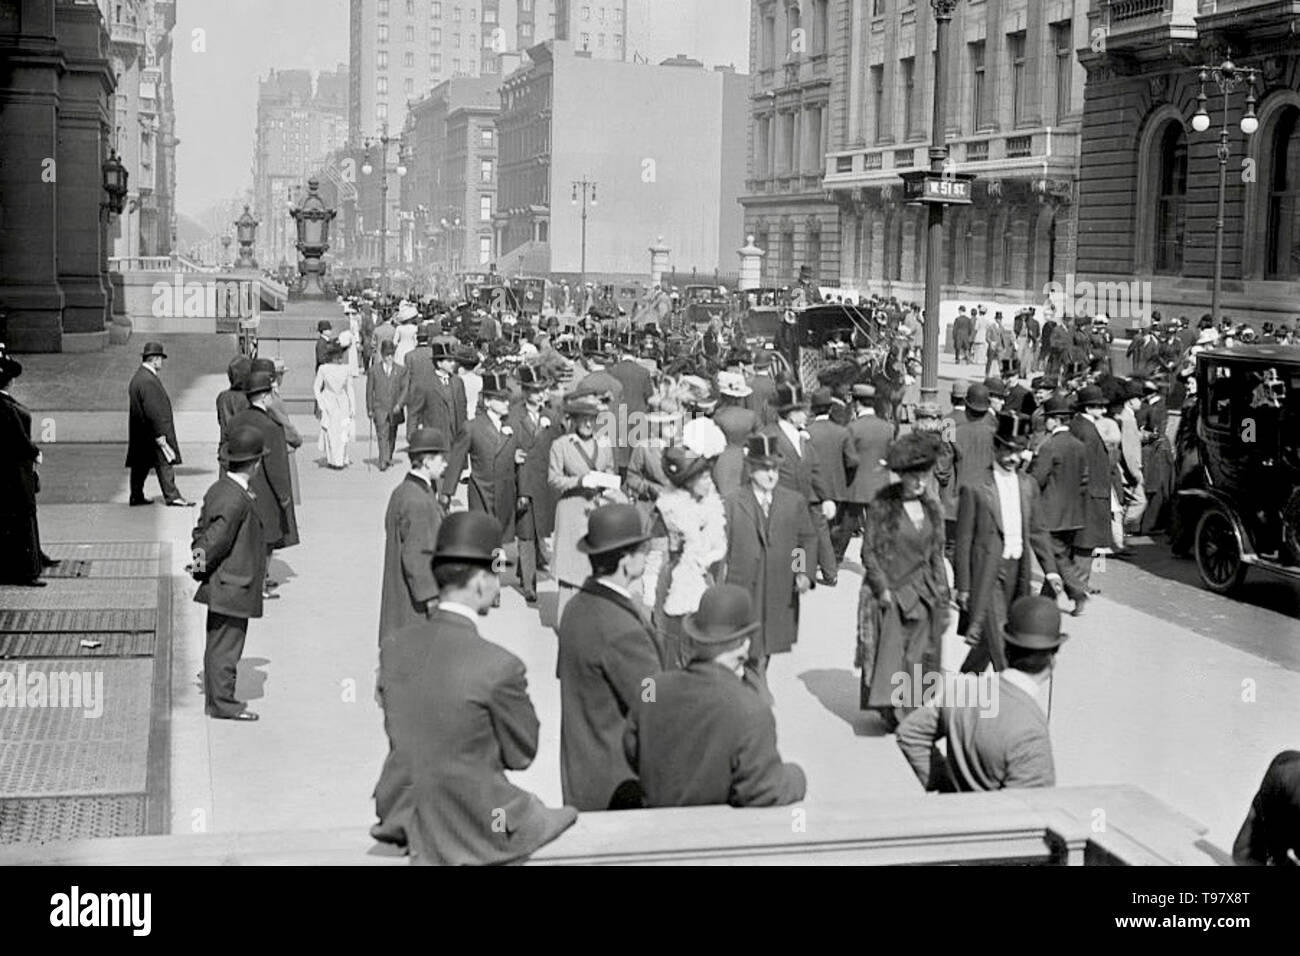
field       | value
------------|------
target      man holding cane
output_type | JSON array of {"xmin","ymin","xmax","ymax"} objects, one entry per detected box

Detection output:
[{"xmin": 126, "ymin": 341, "xmax": 193, "ymax": 507}]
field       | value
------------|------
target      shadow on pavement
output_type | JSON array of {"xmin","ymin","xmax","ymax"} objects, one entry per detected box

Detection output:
[
  {"xmin": 235, "ymin": 657, "xmax": 270, "ymax": 703},
  {"xmin": 1113, "ymin": 538, "xmax": 1300, "ymax": 620},
  {"xmin": 797, "ymin": 668, "xmax": 888, "ymax": 738}
]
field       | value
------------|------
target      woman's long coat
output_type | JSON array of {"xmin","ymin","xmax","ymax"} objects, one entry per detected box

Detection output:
[{"xmin": 0, "ymin": 392, "xmax": 42, "ymax": 583}]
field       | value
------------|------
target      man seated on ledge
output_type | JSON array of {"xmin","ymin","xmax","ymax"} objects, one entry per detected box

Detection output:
[{"xmin": 624, "ymin": 584, "xmax": 806, "ymax": 808}]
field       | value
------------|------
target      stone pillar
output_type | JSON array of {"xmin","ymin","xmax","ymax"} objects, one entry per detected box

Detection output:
[
  {"xmin": 0, "ymin": 0, "xmax": 65, "ymax": 352},
  {"xmin": 737, "ymin": 235, "xmax": 764, "ymax": 291},
  {"xmin": 55, "ymin": 0, "xmax": 114, "ymax": 351},
  {"xmin": 648, "ymin": 236, "xmax": 670, "ymax": 287}
]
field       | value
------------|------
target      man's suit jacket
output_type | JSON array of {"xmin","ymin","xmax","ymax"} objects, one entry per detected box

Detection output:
[
  {"xmin": 624, "ymin": 661, "xmax": 806, "ymax": 808},
  {"xmin": 126, "ymin": 366, "xmax": 181, "ymax": 467},
  {"xmin": 713, "ymin": 403, "xmax": 759, "ymax": 447},
  {"xmin": 625, "ymin": 442, "xmax": 670, "ymax": 503},
  {"xmin": 722, "ymin": 485, "xmax": 816, "ymax": 659},
  {"xmin": 315, "ymin": 335, "xmax": 333, "ymax": 370},
  {"xmin": 953, "ymin": 473, "xmax": 1057, "ymax": 637},
  {"xmin": 410, "ymin": 369, "xmax": 467, "ymax": 439},
  {"xmin": 509, "ymin": 400, "xmax": 561, "ymax": 537},
  {"xmin": 1068, "ymin": 414, "xmax": 1115, "ymax": 550},
  {"xmin": 226, "ymin": 404, "xmax": 299, "ymax": 549},
  {"xmin": 191, "ymin": 475, "xmax": 266, "ymax": 620},
  {"xmin": 606, "ymin": 359, "xmax": 652, "ymax": 469},
  {"xmin": 954, "ymin": 414, "xmax": 996, "ymax": 489},
  {"xmin": 378, "ymin": 473, "xmax": 443, "ymax": 642},
  {"xmin": 761, "ymin": 423, "xmax": 832, "ymax": 503},
  {"xmin": 444, "ymin": 413, "xmax": 518, "ymax": 539},
  {"xmin": 379, "ymin": 609, "xmax": 577, "ymax": 865},
  {"xmin": 556, "ymin": 579, "xmax": 664, "ymax": 811},
  {"xmin": 1029, "ymin": 429, "xmax": 1088, "ymax": 532},
  {"xmin": 367, "ymin": 360, "xmax": 409, "ymax": 423},
  {"xmin": 805, "ymin": 417, "xmax": 858, "ymax": 501},
  {"xmin": 215, "ymin": 388, "xmax": 249, "ymax": 438},
  {"xmin": 845, "ymin": 412, "xmax": 895, "ymax": 504}
]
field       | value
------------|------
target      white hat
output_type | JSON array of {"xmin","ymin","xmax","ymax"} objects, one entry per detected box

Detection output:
[
  {"xmin": 1196, "ymin": 328, "xmax": 1219, "ymax": 346},
  {"xmin": 336, "ymin": 330, "xmax": 354, "ymax": 348},
  {"xmin": 716, "ymin": 370, "xmax": 753, "ymax": 398}
]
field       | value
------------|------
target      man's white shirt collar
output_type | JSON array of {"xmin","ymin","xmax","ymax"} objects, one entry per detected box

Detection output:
[
  {"xmin": 438, "ymin": 601, "xmax": 479, "ymax": 623},
  {"xmin": 1003, "ymin": 667, "xmax": 1048, "ymax": 714},
  {"xmin": 142, "ymin": 363, "xmax": 159, "ymax": 376},
  {"xmin": 596, "ymin": 578, "xmax": 633, "ymax": 601},
  {"xmin": 778, "ymin": 419, "xmax": 803, "ymax": 453},
  {"xmin": 227, "ymin": 471, "xmax": 251, "ymax": 491}
]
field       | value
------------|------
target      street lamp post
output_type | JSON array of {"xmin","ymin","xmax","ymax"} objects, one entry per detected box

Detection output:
[
  {"xmin": 571, "ymin": 178, "xmax": 597, "ymax": 288},
  {"xmin": 362, "ymin": 125, "xmax": 408, "ymax": 296},
  {"xmin": 1190, "ymin": 60, "xmax": 1259, "ymax": 325}
]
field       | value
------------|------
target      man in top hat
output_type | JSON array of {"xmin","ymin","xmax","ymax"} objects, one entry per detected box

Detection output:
[
  {"xmin": 896, "ymin": 596, "xmax": 1066, "ymax": 792},
  {"xmin": 954, "ymin": 413, "xmax": 1060, "ymax": 674},
  {"xmin": 794, "ymin": 263, "xmax": 823, "ymax": 306},
  {"xmin": 843, "ymin": 383, "xmax": 894, "ymax": 544},
  {"xmin": 1030, "ymin": 393, "xmax": 1091, "ymax": 616},
  {"xmin": 807, "ymin": 387, "xmax": 859, "ymax": 569},
  {"xmin": 953, "ymin": 383, "xmax": 996, "ymax": 491},
  {"xmin": 377, "ymin": 427, "xmax": 449, "ymax": 643},
  {"xmin": 402, "ymin": 326, "xmax": 436, "ymax": 413},
  {"xmin": 367, "ymin": 339, "xmax": 410, "ymax": 471},
  {"xmin": 188, "ymin": 425, "xmax": 268, "ymax": 721},
  {"xmin": 982, "ymin": 376, "xmax": 1008, "ymax": 421},
  {"xmin": 556, "ymin": 503, "xmax": 662, "ymax": 811},
  {"xmin": 723, "ymin": 434, "xmax": 817, "ymax": 701},
  {"xmin": 744, "ymin": 351, "xmax": 780, "ymax": 427},
  {"xmin": 407, "ymin": 340, "xmax": 467, "ymax": 442},
  {"xmin": 443, "ymin": 372, "xmax": 519, "ymax": 560},
  {"xmin": 1068, "ymin": 384, "xmax": 1115, "ymax": 595},
  {"xmin": 625, "ymin": 584, "xmax": 806, "ymax": 808},
  {"xmin": 941, "ymin": 380, "xmax": 968, "ymax": 444},
  {"xmin": 763, "ymin": 382, "xmax": 837, "ymax": 584},
  {"xmin": 606, "ymin": 332, "xmax": 654, "ymax": 476},
  {"xmin": 127, "ymin": 341, "xmax": 194, "ymax": 507},
  {"xmin": 314, "ymin": 319, "xmax": 335, "ymax": 371},
  {"xmin": 1027, "ymin": 376, "xmax": 1060, "ymax": 452},
  {"xmin": 508, "ymin": 365, "xmax": 561, "ymax": 603},
  {"xmin": 376, "ymin": 512, "xmax": 578, "ymax": 864},
  {"xmin": 952, "ymin": 305, "xmax": 974, "ymax": 364}
]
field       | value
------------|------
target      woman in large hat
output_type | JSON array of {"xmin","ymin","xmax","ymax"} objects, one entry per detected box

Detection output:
[
  {"xmin": 857, "ymin": 432, "xmax": 951, "ymax": 730},
  {"xmin": 313, "ymin": 339, "xmax": 356, "ymax": 469},
  {"xmin": 0, "ymin": 348, "xmax": 53, "ymax": 586},
  {"xmin": 548, "ymin": 394, "xmax": 624, "ymax": 620}
]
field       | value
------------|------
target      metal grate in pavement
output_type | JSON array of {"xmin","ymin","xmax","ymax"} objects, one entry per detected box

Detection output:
[
  {"xmin": 0, "ymin": 609, "xmax": 156, "ymax": 634},
  {"xmin": 0, "ymin": 632, "xmax": 155, "ymax": 659},
  {"xmin": 0, "ymin": 795, "xmax": 147, "ymax": 843},
  {"xmin": 0, "ymin": 579, "xmax": 157, "ymax": 610},
  {"xmin": 44, "ymin": 542, "xmax": 161, "ymax": 561},
  {"xmin": 41, "ymin": 560, "xmax": 91, "ymax": 579},
  {"xmin": 43, "ymin": 559, "xmax": 162, "ymax": 579}
]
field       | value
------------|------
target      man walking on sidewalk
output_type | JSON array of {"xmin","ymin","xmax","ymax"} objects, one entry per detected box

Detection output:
[{"xmin": 126, "ymin": 341, "xmax": 193, "ymax": 507}]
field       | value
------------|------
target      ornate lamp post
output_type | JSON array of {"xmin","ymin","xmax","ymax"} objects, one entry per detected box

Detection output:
[
  {"xmin": 361, "ymin": 125, "xmax": 407, "ymax": 296},
  {"xmin": 233, "ymin": 205, "xmax": 260, "ymax": 269},
  {"xmin": 571, "ymin": 178, "xmax": 597, "ymax": 287},
  {"xmin": 289, "ymin": 177, "xmax": 338, "ymax": 296},
  {"xmin": 101, "ymin": 148, "xmax": 129, "ymax": 219},
  {"xmin": 1190, "ymin": 59, "xmax": 1260, "ymax": 325},
  {"xmin": 220, "ymin": 234, "xmax": 232, "ymax": 266}
]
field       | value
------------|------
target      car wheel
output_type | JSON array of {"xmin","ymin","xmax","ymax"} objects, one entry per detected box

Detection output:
[{"xmin": 1194, "ymin": 508, "xmax": 1248, "ymax": 594}]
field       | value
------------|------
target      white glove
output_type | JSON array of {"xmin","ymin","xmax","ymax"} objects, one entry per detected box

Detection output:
[{"xmin": 821, "ymin": 500, "xmax": 837, "ymax": 521}]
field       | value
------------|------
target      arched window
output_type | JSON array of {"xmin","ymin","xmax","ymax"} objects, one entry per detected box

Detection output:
[
  {"xmin": 1266, "ymin": 106, "xmax": 1300, "ymax": 279},
  {"xmin": 1154, "ymin": 122, "xmax": 1188, "ymax": 274}
]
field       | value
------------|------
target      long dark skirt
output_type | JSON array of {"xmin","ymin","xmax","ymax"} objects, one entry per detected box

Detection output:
[
  {"xmin": 0, "ymin": 509, "xmax": 41, "ymax": 583},
  {"xmin": 857, "ymin": 585, "xmax": 944, "ymax": 716}
]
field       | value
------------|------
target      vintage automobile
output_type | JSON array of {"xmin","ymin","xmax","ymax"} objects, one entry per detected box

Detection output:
[
  {"xmin": 681, "ymin": 284, "xmax": 731, "ymax": 326},
  {"xmin": 1174, "ymin": 345, "xmax": 1300, "ymax": 594},
  {"xmin": 784, "ymin": 302, "xmax": 887, "ymax": 389}
]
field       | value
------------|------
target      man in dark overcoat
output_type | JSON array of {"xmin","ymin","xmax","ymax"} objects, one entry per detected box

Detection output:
[
  {"xmin": 556, "ymin": 504, "xmax": 661, "ymax": 811},
  {"xmin": 762, "ymin": 382, "xmax": 837, "ymax": 584},
  {"xmin": 508, "ymin": 366, "xmax": 560, "ymax": 602},
  {"xmin": 843, "ymin": 384, "xmax": 894, "ymax": 545},
  {"xmin": 367, "ymin": 339, "xmax": 409, "ymax": 471},
  {"xmin": 443, "ymin": 371, "xmax": 518, "ymax": 543},
  {"xmin": 126, "ymin": 341, "xmax": 193, "ymax": 507},
  {"xmin": 1068, "ymin": 385, "xmax": 1114, "ymax": 596},
  {"xmin": 189, "ymin": 426, "xmax": 267, "ymax": 721},
  {"xmin": 625, "ymin": 584, "xmax": 806, "ymax": 808},
  {"xmin": 807, "ymin": 388, "xmax": 859, "ymax": 567},
  {"xmin": 227, "ymin": 371, "xmax": 299, "ymax": 567},
  {"xmin": 723, "ymin": 435, "xmax": 816, "ymax": 700},
  {"xmin": 376, "ymin": 512, "xmax": 578, "ymax": 864},
  {"xmin": 1028, "ymin": 394, "xmax": 1091, "ymax": 615},
  {"xmin": 744, "ymin": 351, "xmax": 780, "ymax": 427},
  {"xmin": 408, "ymin": 341, "xmax": 466, "ymax": 442},
  {"xmin": 606, "ymin": 334, "xmax": 654, "ymax": 476},
  {"xmin": 953, "ymin": 383, "xmax": 996, "ymax": 491},
  {"xmin": 377, "ymin": 427, "xmax": 447, "ymax": 642},
  {"xmin": 951, "ymin": 307, "xmax": 974, "ymax": 364}
]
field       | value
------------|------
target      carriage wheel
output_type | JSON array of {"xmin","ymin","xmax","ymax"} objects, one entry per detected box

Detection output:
[{"xmin": 1194, "ymin": 508, "xmax": 1248, "ymax": 594}]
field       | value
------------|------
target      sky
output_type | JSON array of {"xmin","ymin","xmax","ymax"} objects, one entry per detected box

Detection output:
[{"xmin": 173, "ymin": 0, "xmax": 750, "ymax": 223}]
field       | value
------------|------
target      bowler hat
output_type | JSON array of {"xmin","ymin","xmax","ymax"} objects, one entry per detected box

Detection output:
[
  {"xmin": 772, "ymin": 382, "xmax": 809, "ymax": 413},
  {"xmin": 220, "ymin": 425, "xmax": 265, "ymax": 464},
  {"xmin": 886, "ymin": 432, "xmax": 940, "ymax": 473},
  {"xmin": 244, "ymin": 370, "xmax": 275, "ymax": 396},
  {"xmin": 983, "ymin": 377, "xmax": 1008, "ymax": 398},
  {"xmin": 479, "ymin": 370, "xmax": 511, "ymax": 399},
  {"xmin": 577, "ymin": 504, "xmax": 651, "ymax": 555},
  {"xmin": 1031, "ymin": 375, "xmax": 1057, "ymax": 391},
  {"xmin": 516, "ymin": 364, "xmax": 552, "ymax": 391},
  {"xmin": 1074, "ymin": 385, "xmax": 1106, "ymax": 409},
  {"xmin": 316, "ymin": 320, "xmax": 333, "ymax": 333},
  {"xmin": 428, "ymin": 341, "xmax": 455, "ymax": 360},
  {"xmin": 852, "ymin": 383, "xmax": 877, "ymax": 400},
  {"xmin": 663, "ymin": 446, "xmax": 712, "ymax": 488},
  {"xmin": 683, "ymin": 584, "xmax": 760, "ymax": 645},
  {"xmin": 433, "ymin": 511, "xmax": 505, "ymax": 567},
  {"xmin": 810, "ymin": 387, "xmax": 834, "ymax": 411},
  {"xmin": 965, "ymin": 383, "xmax": 991, "ymax": 414},
  {"xmin": 1003, "ymin": 595, "xmax": 1068, "ymax": 650},
  {"xmin": 141, "ymin": 341, "xmax": 167, "ymax": 360},
  {"xmin": 379, "ymin": 339, "xmax": 396, "ymax": 356},
  {"xmin": 1042, "ymin": 393, "xmax": 1073, "ymax": 417},
  {"xmin": 407, "ymin": 427, "xmax": 449, "ymax": 456},
  {"xmin": 993, "ymin": 411, "xmax": 1032, "ymax": 450},
  {"xmin": 250, "ymin": 357, "xmax": 276, "ymax": 374},
  {"xmin": 744, "ymin": 433, "xmax": 783, "ymax": 466}
]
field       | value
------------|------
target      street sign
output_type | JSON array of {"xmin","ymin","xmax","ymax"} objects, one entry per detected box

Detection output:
[{"xmin": 899, "ymin": 170, "xmax": 975, "ymax": 205}]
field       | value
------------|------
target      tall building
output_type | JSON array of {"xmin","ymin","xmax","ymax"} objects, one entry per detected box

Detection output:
[
  {"xmin": 496, "ymin": 40, "xmax": 748, "ymax": 281},
  {"xmin": 1076, "ymin": 0, "xmax": 1300, "ymax": 325},
  {"xmin": 253, "ymin": 66, "xmax": 349, "ymax": 269}
]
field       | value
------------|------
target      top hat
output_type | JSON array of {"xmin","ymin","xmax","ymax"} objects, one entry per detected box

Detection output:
[
  {"xmin": 1074, "ymin": 385, "xmax": 1106, "ymax": 410},
  {"xmin": 563, "ymin": 395, "xmax": 603, "ymax": 418},
  {"xmin": 577, "ymin": 504, "xmax": 652, "ymax": 555},
  {"xmin": 141, "ymin": 341, "xmax": 167, "ymax": 360},
  {"xmin": 965, "ymin": 383, "xmax": 991, "ymax": 414},
  {"xmin": 379, "ymin": 339, "xmax": 397, "ymax": 355},
  {"xmin": 1003, "ymin": 595, "xmax": 1068, "ymax": 650},
  {"xmin": 581, "ymin": 335, "xmax": 610, "ymax": 357},
  {"xmin": 220, "ymin": 425, "xmax": 266, "ymax": 464},
  {"xmin": 1031, "ymin": 375, "xmax": 1058, "ymax": 391},
  {"xmin": 772, "ymin": 382, "xmax": 809, "ymax": 413},
  {"xmin": 428, "ymin": 341, "xmax": 456, "ymax": 360},
  {"xmin": 716, "ymin": 370, "xmax": 753, "ymax": 398},
  {"xmin": 682, "ymin": 584, "xmax": 760, "ymax": 646},
  {"xmin": 983, "ymin": 377, "xmax": 1008, "ymax": 398},
  {"xmin": 663, "ymin": 446, "xmax": 712, "ymax": 488},
  {"xmin": 516, "ymin": 364, "xmax": 552, "ymax": 391},
  {"xmin": 479, "ymin": 370, "xmax": 511, "ymax": 399},
  {"xmin": 1042, "ymin": 393, "xmax": 1073, "ymax": 417},
  {"xmin": 886, "ymin": 432, "xmax": 940, "ymax": 473},
  {"xmin": 1000, "ymin": 358, "xmax": 1020, "ymax": 377},
  {"xmin": 798, "ymin": 264, "xmax": 814, "ymax": 279},
  {"xmin": 950, "ymin": 380, "xmax": 970, "ymax": 400},
  {"xmin": 433, "ymin": 512, "xmax": 505, "ymax": 567},
  {"xmin": 744, "ymin": 433, "xmax": 783, "ymax": 466},
  {"xmin": 407, "ymin": 427, "xmax": 449, "ymax": 456},
  {"xmin": 810, "ymin": 387, "xmax": 834, "ymax": 411},
  {"xmin": 993, "ymin": 411, "xmax": 1032, "ymax": 450},
  {"xmin": 316, "ymin": 320, "xmax": 334, "ymax": 333},
  {"xmin": 852, "ymin": 383, "xmax": 877, "ymax": 400},
  {"xmin": 244, "ymin": 370, "xmax": 275, "ymax": 396}
]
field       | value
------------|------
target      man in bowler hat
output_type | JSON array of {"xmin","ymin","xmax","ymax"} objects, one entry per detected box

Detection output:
[
  {"xmin": 367, "ymin": 339, "xmax": 409, "ymax": 471},
  {"xmin": 376, "ymin": 512, "xmax": 578, "ymax": 864},
  {"xmin": 377, "ymin": 427, "xmax": 448, "ymax": 643},
  {"xmin": 625, "ymin": 584, "xmax": 806, "ymax": 808},
  {"xmin": 189, "ymin": 426, "xmax": 267, "ymax": 720},
  {"xmin": 126, "ymin": 341, "xmax": 194, "ymax": 507},
  {"xmin": 896, "ymin": 596, "xmax": 1066, "ymax": 791}
]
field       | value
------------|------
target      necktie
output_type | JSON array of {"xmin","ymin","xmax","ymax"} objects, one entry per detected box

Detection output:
[{"xmin": 758, "ymin": 494, "xmax": 771, "ymax": 519}]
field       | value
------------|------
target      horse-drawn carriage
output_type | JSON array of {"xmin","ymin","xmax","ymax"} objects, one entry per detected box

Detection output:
[{"xmin": 1174, "ymin": 345, "xmax": 1300, "ymax": 594}]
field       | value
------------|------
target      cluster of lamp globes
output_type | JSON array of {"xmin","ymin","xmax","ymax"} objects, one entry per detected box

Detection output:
[{"xmin": 1190, "ymin": 62, "xmax": 1260, "ymax": 136}]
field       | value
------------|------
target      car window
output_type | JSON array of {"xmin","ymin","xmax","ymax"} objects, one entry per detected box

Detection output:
[{"xmin": 1203, "ymin": 362, "xmax": 1234, "ymax": 428}]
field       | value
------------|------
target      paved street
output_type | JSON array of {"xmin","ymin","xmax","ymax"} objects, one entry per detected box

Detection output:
[{"xmin": 9, "ymin": 331, "xmax": 1295, "ymax": 858}]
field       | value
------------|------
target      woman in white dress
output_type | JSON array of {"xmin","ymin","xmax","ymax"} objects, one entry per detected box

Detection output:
[
  {"xmin": 392, "ymin": 317, "xmax": 417, "ymax": 367},
  {"xmin": 313, "ymin": 342, "xmax": 355, "ymax": 469}
]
